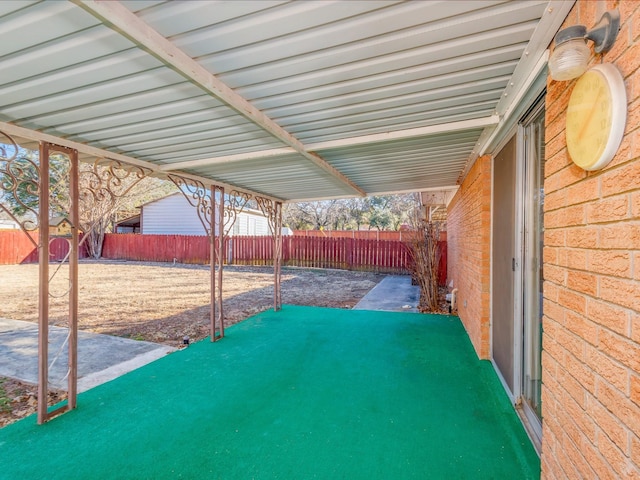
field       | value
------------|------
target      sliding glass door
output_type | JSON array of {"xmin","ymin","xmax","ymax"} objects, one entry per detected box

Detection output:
[
  {"xmin": 492, "ymin": 96, "xmax": 544, "ymax": 449},
  {"xmin": 520, "ymin": 102, "xmax": 545, "ymax": 433}
]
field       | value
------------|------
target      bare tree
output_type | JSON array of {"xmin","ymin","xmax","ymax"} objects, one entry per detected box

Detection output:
[
  {"xmin": 343, "ymin": 197, "xmax": 370, "ymax": 230},
  {"xmin": 283, "ymin": 200, "xmax": 342, "ymax": 230},
  {"xmin": 79, "ymin": 163, "xmax": 176, "ymax": 258},
  {"xmin": 388, "ymin": 194, "xmax": 417, "ymax": 230},
  {"xmin": 407, "ymin": 207, "xmax": 444, "ymax": 313}
]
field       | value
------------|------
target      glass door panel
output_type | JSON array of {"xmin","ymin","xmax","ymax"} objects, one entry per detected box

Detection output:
[{"xmin": 522, "ymin": 105, "xmax": 545, "ymax": 425}]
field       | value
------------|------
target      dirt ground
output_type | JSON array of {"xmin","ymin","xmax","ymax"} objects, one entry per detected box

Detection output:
[{"xmin": 0, "ymin": 260, "xmax": 384, "ymax": 427}]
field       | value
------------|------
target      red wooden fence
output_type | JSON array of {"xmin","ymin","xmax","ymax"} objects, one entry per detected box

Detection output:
[
  {"xmin": 0, "ymin": 232, "xmax": 447, "ymax": 283},
  {"xmin": 294, "ymin": 229, "xmax": 408, "ymax": 241},
  {"xmin": 0, "ymin": 230, "xmax": 36, "ymax": 264},
  {"xmin": 232, "ymin": 236, "xmax": 418, "ymax": 274},
  {"xmin": 101, "ymin": 234, "xmax": 416, "ymax": 274},
  {"xmin": 0, "ymin": 230, "xmax": 88, "ymax": 264},
  {"xmin": 102, "ymin": 234, "xmax": 213, "ymax": 264}
]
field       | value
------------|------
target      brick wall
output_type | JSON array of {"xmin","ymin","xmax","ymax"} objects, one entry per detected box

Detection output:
[
  {"xmin": 541, "ymin": 1, "xmax": 640, "ymax": 478},
  {"xmin": 446, "ymin": 155, "xmax": 491, "ymax": 359}
]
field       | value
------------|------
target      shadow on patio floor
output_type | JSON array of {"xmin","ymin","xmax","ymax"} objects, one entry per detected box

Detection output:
[{"xmin": 0, "ymin": 305, "xmax": 538, "ymax": 479}]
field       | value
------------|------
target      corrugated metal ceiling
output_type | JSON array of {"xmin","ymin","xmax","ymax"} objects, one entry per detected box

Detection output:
[{"xmin": 0, "ymin": 0, "xmax": 573, "ymax": 201}]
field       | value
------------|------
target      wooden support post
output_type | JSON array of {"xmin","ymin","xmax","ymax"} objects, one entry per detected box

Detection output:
[
  {"xmin": 37, "ymin": 142, "xmax": 50, "ymax": 425},
  {"xmin": 210, "ymin": 186, "xmax": 216, "ymax": 342},
  {"xmin": 67, "ymin": 147, "xmax": 79, "ymax": 410},
  {"xmin": 37, "ymin": 144, "xmax": 80, "ymax": 423},
  {"xmin": 274, "ymin": 201, "xmax": 283, "ymax": 311},
  {"xmin": 216, "ymin": 187, "xmax": 225, "ymax": 338}
]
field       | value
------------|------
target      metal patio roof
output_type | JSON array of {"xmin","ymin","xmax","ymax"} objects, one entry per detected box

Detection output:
[{"xmin": 0, "ymin": 0, "xmax": 573, "ymax": 202}]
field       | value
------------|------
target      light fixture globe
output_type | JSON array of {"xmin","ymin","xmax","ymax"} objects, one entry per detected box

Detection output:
[
  {"xmin": 549, "ymin": 25, "xmax": 590, "ymax": 81},
  {"xmin": 548, "ymin": 9, "xmax": 621, "ymax": 82}
]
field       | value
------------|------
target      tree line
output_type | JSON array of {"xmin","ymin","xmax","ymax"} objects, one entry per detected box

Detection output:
[{"xmin": 283, "ymin": 194, "xmax": 420, "ymax": 231}]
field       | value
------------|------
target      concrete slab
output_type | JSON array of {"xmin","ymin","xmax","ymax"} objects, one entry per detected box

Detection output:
[
  {"xmin": 0, "ymin": 318, "xmax": 175, "ymax": 392},
  {"xmin": 353, "ymin": 275, "xmax": 420, "ymax": 312}
]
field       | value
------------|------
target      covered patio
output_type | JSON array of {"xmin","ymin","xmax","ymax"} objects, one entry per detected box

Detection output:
[
  {"xmin": 0, "ymin": 306, "xmax": 538, "ymax": 479},
  {"xmin": 8, "ymin": 1, "xmax": 623, "ymax": 477},
  {"xmin": 0, "ymin": 0, "xmax": 571, "ymax": 428}
]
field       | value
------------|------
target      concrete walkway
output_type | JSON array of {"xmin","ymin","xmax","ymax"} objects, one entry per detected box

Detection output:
[
  {"xmin": 0, "ymin": 318, "xmax": 175, "ymax": 392},
  {"xmin": 353, "ymin": 275, "xmax": 420, "ymax": 312}
]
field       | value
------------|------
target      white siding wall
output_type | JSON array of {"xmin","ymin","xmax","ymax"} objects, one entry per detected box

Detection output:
[
  {"xmin": 0, "ymin": 219, "xmax": 20, "ymax": 229},
  {"xmin": 142, "ymin": 194, "xmax": 210, "ymax": 235},
  {"xmin": 234, "ymin": 210, "xmax": 269, "ymax": 236},
  {"xmin": 141, "ymin": 194, "xmax": 268, "ymax": 236}
]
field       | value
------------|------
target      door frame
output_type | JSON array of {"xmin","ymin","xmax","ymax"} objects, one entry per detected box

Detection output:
[
  {"xmin": 515, "ymin": 97, "xmax": 545, "ymax": 449},
  {"xmin": 489, "ymin": 129, "xmax": 517, "ymax": 403},
  {"xmin": 489, "ymin": 94, "xmax": 545, "ymax": 453}
]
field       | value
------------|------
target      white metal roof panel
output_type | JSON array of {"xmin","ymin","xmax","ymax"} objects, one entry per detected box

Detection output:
[
  {"xmin": 188, "ymin": 153, "xmax": 357, "ymax": 200},
  {"xmin": 0, "ymin": 0, "xmax": 573, "ymax": 201},
  {"xmin": 320, "ymin": 129, "xmax": 483, "ymax": 194}
]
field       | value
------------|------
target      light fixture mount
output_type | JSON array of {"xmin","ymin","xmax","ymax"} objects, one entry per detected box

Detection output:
[
  {"xmin": 549, "ymin": 8, "xmax": 621, "ymax": 81},
  {"xmin": 554, "ymin": 8, "xmax": 620, "ymax": 53},
  {"xmin": 555, "ymin": 25, "xmax": 587, "ymax": 47},
  {"xmin": 586, "ymin": 9, "xmax": 621, "ymax": 53}
]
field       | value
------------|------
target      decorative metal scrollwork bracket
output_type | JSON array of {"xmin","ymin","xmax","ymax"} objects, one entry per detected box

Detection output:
[
  {"xmin": 223, "ymin": 190, "xmax": 252, "ymax": 238},
  {"xmin": 0, "ymin": 130, "xmax": 40, "ymax": 242},
  {"xmin": 168, "ymin": 174, "xmax": 213, "ymax": 237}
]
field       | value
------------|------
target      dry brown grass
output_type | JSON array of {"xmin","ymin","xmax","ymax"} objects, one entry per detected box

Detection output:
[{"xmin": 0, "ymin": 260, "xmax": 383, "ymax": 346}]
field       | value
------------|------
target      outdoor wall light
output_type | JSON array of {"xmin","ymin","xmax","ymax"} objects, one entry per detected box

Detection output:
[{"xmin": 549, "ymin": 9, "xmax": 620, "ymax": 81}]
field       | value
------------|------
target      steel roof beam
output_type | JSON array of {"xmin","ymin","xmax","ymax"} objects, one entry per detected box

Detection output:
[
  {"xmin": 159, "ymin": 148, "xmax": 298, "ymax": 172},
  {"xmin": 75, "ymin": 0, "xmax": 366, "ymax": 197},
  {"xmin": 159, "ymin": 116, "xmax": 498, "ymax": 172},
  {"xmin": 306, "ymin": 116, "xmax": 499, "ymax": 151}
]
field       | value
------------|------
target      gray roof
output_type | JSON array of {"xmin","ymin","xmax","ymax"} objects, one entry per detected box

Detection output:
[{"xmin": 0, "ymin": 1, "xmax": 573, "ymax": 202}]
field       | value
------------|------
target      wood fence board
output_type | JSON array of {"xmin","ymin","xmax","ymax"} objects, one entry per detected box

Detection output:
[
  {"xmin": 0, "ymin": 232, "xmax": 446, "ymax": 283},
  {"xmin": 0, "ymin": 230, "xmax": 90, "ymax": 264}
]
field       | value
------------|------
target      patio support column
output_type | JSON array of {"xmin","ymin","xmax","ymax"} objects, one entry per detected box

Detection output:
[
  {"xmin": 37, "ymin": 142, "xmax": 50, "ymax": 425},
  {"xmin": 210, "ymin": 185, "xmax": 216, "ymax": 342},
  {"xmin": 216, "ymin": 186, "xmax": 225, "ymax": 339},
  {"xmin": 37, "ymin": 144, "xmax": 80, "ymax": 423},
  {"xmin": 255, "ymin": 195, "xmax": 282, "ymax": 311},
  {"xmin": 67, "ymin": 147, "xmax": 79, "ymax": 411},
  {"xmin": 274, "ymin": 201, "xmax": 283, "ymax": 311},
  {"xmin": 167, "ymin": 174, "xmax": 219, "ymax": 341}
]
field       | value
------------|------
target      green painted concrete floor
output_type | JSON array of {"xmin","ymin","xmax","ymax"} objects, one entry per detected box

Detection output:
[{"xmin": 0, "ymin": 306, "xmax": 539, "ymax": 479}]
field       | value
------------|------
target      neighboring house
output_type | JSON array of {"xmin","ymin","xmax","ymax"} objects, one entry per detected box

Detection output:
[
  {"xmin": 0, "ymin": 211, "xmax": 20, "ymax": 230},
  {"xmin": 114, "ymin": 215, "xmax": 141, "ymax": 234},
  {"xmin": 0, "ymin": 218, "xmax": 19, "ymax": 230},
  {"xmin": 229, "ymin": 209, "xmax": 270, "ymax": 236},
  {"xmin": 137, "ymin": 193, "xmax": 270, "ymax": 236}
]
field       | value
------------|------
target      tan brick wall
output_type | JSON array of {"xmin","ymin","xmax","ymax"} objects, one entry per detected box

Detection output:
[
  {"xmin": 446, "ymin": 155, "xmax": 491, "ymax": 359},
  {"xmin": 542, "ymin": 1, "xmax": 640, "ymax": 478}
]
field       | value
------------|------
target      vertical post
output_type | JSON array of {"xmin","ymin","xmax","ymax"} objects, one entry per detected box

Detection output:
[
  {"xmin": 210, "ymin": 185, "xmax": 216, "ymax": 341},
  {"xmin": 274, "ymin": 201, "xmax": 283, "ymax": 311},
  {"xmin": 37, "ymin": 142, "xmax": 50, "ymax": 425},
  {"xmin": 68, "ymin": 148, "xmax": 79, "ymax": 410},
  {"xmin": 216, "ymin": 186, "xmax": 225, "ymax": 338}
]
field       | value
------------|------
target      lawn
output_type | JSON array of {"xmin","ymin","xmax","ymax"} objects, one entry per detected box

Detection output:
[{"xmin": 0, "ymin": 260, "xmax": 383, "ymax": 346}]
